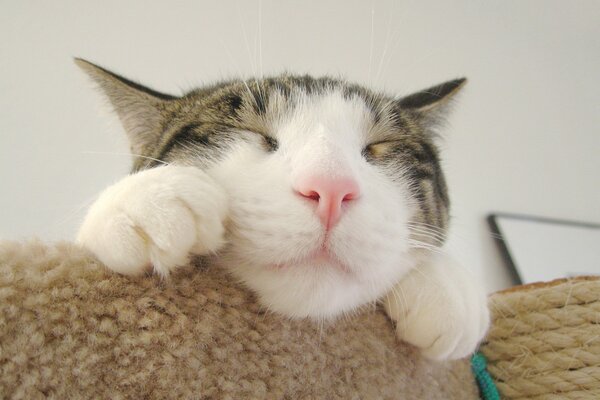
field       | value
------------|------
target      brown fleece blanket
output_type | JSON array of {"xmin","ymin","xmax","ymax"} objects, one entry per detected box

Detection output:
[{"xmin": 0, "ymin": 241, "xmax": 479, "ymax": 399}]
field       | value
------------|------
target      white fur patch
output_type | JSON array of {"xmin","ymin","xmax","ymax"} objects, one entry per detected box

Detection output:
[
  {"xmin": 207, "ymin": 90, "xmax": 416, "ymax": 319},
  {"xmin": 78, "ymin": 87, "xmax": 489, "ymax": 360},
  {"xmin": 77, "ymin": 166, "xmax": 228, "ymax": 277}
]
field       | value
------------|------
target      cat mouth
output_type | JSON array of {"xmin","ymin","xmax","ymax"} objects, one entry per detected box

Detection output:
[{"xmin": 269, "ymin": 248, "xmax": 351, "ymax": 274}]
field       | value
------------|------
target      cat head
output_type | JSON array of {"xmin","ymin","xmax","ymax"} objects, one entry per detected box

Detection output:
[{"xmin": 77, "ymin": 59, "xmax": 465, "ymax": 320}]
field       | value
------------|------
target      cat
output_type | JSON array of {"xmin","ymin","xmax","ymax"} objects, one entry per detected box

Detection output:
[{"xmin": 75, "ymin": 59, "xmax": 489, "ymax": 361}]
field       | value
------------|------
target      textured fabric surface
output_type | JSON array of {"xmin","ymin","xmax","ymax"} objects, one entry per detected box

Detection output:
[
  {"xmin": 0, "ymin": 241, "xmax": 478, "ymax": 399},
  {"xmin": 480, "ymin": 276, "xmax": 600, "ymax": 400}
]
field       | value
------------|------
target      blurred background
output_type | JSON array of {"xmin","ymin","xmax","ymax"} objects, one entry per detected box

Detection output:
[{"xmin": 1, "ymin": 0, "xmax": 598, "ymax": 293}]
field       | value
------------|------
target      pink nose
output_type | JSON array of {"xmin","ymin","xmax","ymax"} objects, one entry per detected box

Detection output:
[{"xmin": 295, "ymin": 176, "xmax": 361, "ymax": 230}]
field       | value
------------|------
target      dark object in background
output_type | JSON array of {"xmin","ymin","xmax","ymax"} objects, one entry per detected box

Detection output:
[{"xmin": 488, "ymin": 213, "xmax": 600, "ymax": 285}]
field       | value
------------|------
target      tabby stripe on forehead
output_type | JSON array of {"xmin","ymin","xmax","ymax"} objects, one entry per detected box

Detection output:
[
  {"xmin": 247, "ymin": 85, "xmax": 267, "ymax": 115},
  {"xmin": 225, "ymin": 94, "xmax": 243, "ymax": 113},
  {"xmin": 151, "ymin": 124, "xmax": 202, "ymax": 168}
]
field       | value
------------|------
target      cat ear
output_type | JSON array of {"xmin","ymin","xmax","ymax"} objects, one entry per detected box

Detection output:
[
  {"xmin": 396, "ymin": 78, "xmax": 466, "ymax": 125},
  {"xmin": 75, "ymin": 58, "xmax": 176, "ymax": 154}
]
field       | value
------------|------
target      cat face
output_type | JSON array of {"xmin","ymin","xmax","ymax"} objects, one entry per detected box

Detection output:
[{"xmin": 77, "ymin": 59, "xmax": 464, "ymax": 319}]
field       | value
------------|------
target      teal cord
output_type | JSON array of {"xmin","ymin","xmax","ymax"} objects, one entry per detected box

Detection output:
[{"xmin": 471, "ymin": 352, "xmax": 500, "ymax": 400}]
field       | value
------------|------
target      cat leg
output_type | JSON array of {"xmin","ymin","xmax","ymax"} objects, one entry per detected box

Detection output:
[
  {"xmin": 77, "ymin": 165, "xmax": 228, "ymax": 277},
  {"xmin": 384, "ymin": 253, "xmax": 490, "ymax": 360}
]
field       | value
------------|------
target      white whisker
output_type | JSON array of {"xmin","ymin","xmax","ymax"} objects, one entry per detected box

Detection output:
[
  {"xmin": 236, "ymin": 1, "xmax": 265, "ymax": 106},
  {"xmin": 217, "ymin": 37, "xmax": 261, "ymax": 109}
]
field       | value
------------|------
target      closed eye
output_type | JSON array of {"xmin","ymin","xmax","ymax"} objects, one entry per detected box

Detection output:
[
  {"xmin": 237, "ymin": 129, "xmax": 279, "ymax": 152},
  {"xmin": 363, "ymin": 140, "xmax": 397, "ymax": 159}
]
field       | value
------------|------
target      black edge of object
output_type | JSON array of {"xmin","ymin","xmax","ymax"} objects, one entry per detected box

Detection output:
[{"xmin": 487, "ymin": 214, "xmax": 523, "ymax": 286}]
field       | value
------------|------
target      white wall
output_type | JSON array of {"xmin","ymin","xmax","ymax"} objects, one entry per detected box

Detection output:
[{"xmin": 1, "ymin": 0, "xmax": 599, "ymax": 293}]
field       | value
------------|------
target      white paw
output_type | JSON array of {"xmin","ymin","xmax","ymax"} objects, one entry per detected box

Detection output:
[
  {"xmin": 77, "ymin": 165, "xmax": 228, "ymax": 277},
  {"xmin": 384, "ymin": 253, "xmax": 490, "ymax": 361}
]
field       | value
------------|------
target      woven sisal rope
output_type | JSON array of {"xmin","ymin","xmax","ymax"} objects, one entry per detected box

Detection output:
[{"xmin": 480, "ymin": 277, "xmax": 600, "ymax": 399}]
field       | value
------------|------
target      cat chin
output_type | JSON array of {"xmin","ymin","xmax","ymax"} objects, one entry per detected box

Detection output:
[
  {"xmin": 266, "ymin": 249, "xmax": 352, "ymax": 274},
  {"xmin": 223, "ymin": 252, "xmax": 415, "ymax": 321}
]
